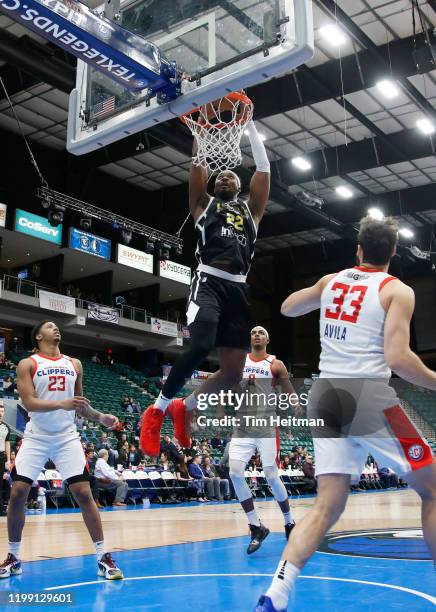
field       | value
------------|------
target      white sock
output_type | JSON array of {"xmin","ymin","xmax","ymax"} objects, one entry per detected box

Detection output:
[
  {"xmin": 282, "ymin": 511, "xmax": 293, "ymax": 525},
  {"xmin": 184, "ymin": 394, "xmax": 198, "ymax": 412},
  {"xmin": 94, "ymin": 540, "xmax": 106, "ymax": 561},
  {"xmin": 155, "ymin": 393, "xmax": 171, "ymax": 413},
  {"xmin": 246, "ymin": 509, "xmax": 261, "ymax": 527},
  {"xmin": 8, "ymin": 541, "xmax": 20, "ymax": 558},
  {"xmin": 265, "ymin": 560, "xmax": 300, "ymax": 610}
]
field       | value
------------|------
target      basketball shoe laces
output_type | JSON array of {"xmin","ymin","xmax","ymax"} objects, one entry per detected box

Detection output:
[
  {"xmin": 0, "ymin": 553, "xmax": 17, "ymax": 567},
  {"xmin": 101, "ymin": 553, "xmax": 117, "ymax": 568}
]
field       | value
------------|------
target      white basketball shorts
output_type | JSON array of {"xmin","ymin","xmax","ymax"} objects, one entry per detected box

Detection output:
[
  {"xmin": 13, "ymin": 429, "xmax": 88, "ymax": 485},
  {"xmin": 229, "ymin": 432, "xmax": 280, "ymax": 467},
  {"xmin": 309, "ymin": 379, "xmax": 433, "ymax": 479}
]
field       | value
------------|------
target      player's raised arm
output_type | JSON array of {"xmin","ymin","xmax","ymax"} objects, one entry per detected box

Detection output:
[
  {"xmin": 281, "ymin": 274, "xmax": 335, "ymax": 317},
  {"xmin": 189, "ymin": 139, "xmax": 210, "ymax": 222},
  {"xmin": 383, "ymin": 281, "xmax": 436, "ymax": 389},
  {"xmin": 245, "ymin": 121, "xmax": 270, "ymax": 225},
  {"xmin": 17, "ymin": 358, "xmax": 88, "ymax": 413}
]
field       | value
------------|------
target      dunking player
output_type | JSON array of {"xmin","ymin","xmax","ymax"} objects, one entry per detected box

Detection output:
[
  {"xmin": 255, "ymin": 216, "xmax": 436, "ymax": 612},
  {"xmin": 229, "ymin": 326, "xmax": 296, "ymax": 553},
  {"xmin": 0, "ymin": 321, "xmax": 123, "ymax": 580},
  {"xmin": 140, "ymin": 119, "xmax": 270, "ymax": 455}
]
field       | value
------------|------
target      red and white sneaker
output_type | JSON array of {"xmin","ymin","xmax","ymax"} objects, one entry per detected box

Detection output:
[
  {"xmin": 97, "ymin": 553, "xmax": 123, "ymax": 580},
  {"xmin": 166, "ymin": 398, "xmax": 191, "ymax": 448},
  {"xmin": 139, "ymin": 405, "xmax": 165, "ymax": 456},
  {"xmin": 0, "ymin": 553, "xmax": 22, "ymax": 578}
]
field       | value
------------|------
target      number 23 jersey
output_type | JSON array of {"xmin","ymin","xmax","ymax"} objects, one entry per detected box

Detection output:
[
  {"xmin": 319, "ymin": 267, "xmax": 397, "ymax": 379},
  {"xmin": 27, "ymin": 353, "xmax": 78, "ymax": 434}
]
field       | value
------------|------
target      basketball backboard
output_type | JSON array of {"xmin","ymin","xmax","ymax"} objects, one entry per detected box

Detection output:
[{"xmin": 67, "ymin": 0, "xmax": 313, "ymax": 155}]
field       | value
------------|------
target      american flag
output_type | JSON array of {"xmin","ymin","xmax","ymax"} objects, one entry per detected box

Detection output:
[{"xmin": 92, "ymin": 95, "xmax": 115, "ymax": 119}]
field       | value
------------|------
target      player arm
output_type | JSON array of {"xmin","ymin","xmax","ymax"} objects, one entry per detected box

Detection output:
[
  {"xmin": 246, "ymin": 121, "xmax": 270, "ymax": 225},
  {"xmin": 5, "ymin": 439, "xmax": 10, "ymax": 464},
  {"xmin": 73, "ymin": 359, "xmax": 120, "ymax": 428},
  {"xmin": 384, "ymin": 284, "xmax": 436, "ymax": 389},
  {"xmin": 17, "ymin": 359, "xmax": 87, "ymax": 413},
  {"xmin": 281, "ymin": 274, "xmax": 336, "ymax": 317},
  {"xmin": 272, "ymin": 360, "xmax": 302, "ymax": 414},
  {"xmin": 189, "ymin": 140, "xmax": 210, "ymax": 222}
]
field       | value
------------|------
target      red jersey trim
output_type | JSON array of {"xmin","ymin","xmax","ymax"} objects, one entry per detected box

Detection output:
[
  {"xmin": 29, "ymin": 356, "xmax": 38, "ymax": 378},
  {"xmin": 248, "ymin": 353, "xmax": 270, "ymax": 363},
  {"xmin": 36, "ymin": 353, "xmax": 64, "ymax": 361},
  {"xmin": 379, "ymin": 276, "xmax": 397, "ymax": 292},
  {"xmin": 384, "ymin": 405, "xmax": 433, "ymax": 472},
  {"xmin": 354, "ymin": 266, "xmax": 384, "ymax": 273}
]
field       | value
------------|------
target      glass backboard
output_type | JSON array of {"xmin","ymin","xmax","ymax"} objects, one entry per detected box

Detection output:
[{"xmin": 67, "ymin": 0, "xmax": 313, "ymax": 155}]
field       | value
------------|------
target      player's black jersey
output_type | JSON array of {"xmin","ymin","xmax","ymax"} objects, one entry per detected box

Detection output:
[{"xmin": 195, "ymin": 196, "xmax": 257, "ymax": 280}]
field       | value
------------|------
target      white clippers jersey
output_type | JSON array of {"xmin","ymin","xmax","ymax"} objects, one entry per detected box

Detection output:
[
  {"xmin": 26, "ymin": 354, "xmax": 78, "ymax": 434},
  {"xmin": 243, "ymin": 354, "xmax": 276, "ymax": 382},
  {"xmin": 319, "ymin": 267, "xmax": 396, "ymax": 379}
]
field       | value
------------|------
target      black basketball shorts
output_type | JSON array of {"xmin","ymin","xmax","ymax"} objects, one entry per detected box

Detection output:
[{"xmin": 186, "ymin": 271, "xmax": 251, "ymax": 350}]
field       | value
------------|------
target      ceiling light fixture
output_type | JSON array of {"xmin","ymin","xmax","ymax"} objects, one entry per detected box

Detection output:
[
  {"xmin": 336, "ymin": 185, "xmax": 353, "ymax": 199},
  {"xmin": 368, "ymin": 207, "xmax": 384, "ymax": 220},
  {"xmin": 416, "ymin": 117, "xmax": 435, "ymax": 135},
  {"xmin": 292, "ymin": 156, "xmax": 312, "ymax": 171},
  {"xmin": 399, "ymin": 228, "xmax": 414, "ymax": 239},
  {"xmin": 319, "ymin": 24, "xmax": 347, "ymax": 47},
  {"xmin": 376, "ymin": 79, "xmax": 399, "ymax": 99}
]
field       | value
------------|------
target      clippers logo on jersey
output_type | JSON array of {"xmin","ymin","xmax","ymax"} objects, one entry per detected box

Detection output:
[
  {"xmin": 27, "ymin": 354, "xmax": 78, "ymax": 434},
  {"xmin": 244, "ymin": 365, "xmax": 272, "ymax": 377},
  {"xmin": 319, "ymin": 267, "xmax": 396, "ymax": 378},
  {"xmin": 36, "ymin": 367, "xmax": 76, "ymax": 378},
  {"xmin": 408, "ymin": 444, "xmax": 424, "ymax": 461}
]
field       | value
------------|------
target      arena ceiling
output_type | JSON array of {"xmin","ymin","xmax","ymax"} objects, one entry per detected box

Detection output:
[{"xmin": 1, "ymin": 0, "xmax": 436, "ymax": 259}]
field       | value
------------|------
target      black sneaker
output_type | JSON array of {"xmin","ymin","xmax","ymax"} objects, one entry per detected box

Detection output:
[
  {"xmin": 247, "ymin": 524, "xmax": 270, "ymax": 555},
  {"xmin": 285, "ymin": 521, "xmax": 296, "ymax": 541}
]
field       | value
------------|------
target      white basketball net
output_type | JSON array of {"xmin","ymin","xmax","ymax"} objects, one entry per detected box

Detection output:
[{"xmin": 181, "ymin": 92, "xmax": 253, "ymax": 175}]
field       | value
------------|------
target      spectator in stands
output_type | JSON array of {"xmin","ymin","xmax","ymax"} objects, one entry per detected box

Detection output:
[
  {"xmin": 175, "ymin": 454, "xmax": 201, "ymax": 502},
  {"xmin": 121, "ymin": 397, "xmax": 130, "ymax": 410},
  {"xmin": 85, "ymin": 448, "xmax": 103, "ymax": 508},
  {"xmin": 94, "ymin": 449, "xmax": 128, "ymax": 506},
  {"xmin": 160, "ymin": 435, "xmax": 182, "ymax": 465},
  {"xmin": 75, "ymin": 414, "xmax": 86, "ymax": 430},
  {"xmin": 210, "ymin": 436, "xmax": 223, "ymax": 449},
  {"xmin": 3, "ymin": 377, "xmax": 16, "ymax": 398},
  {"xmin": 188, "ymin": 455, "xmax": 211, "ymax": 501},
  {"xmin": 131, "ymin": 398, "xmax": 141, "ymax": 414},
  {"xmin": 301, "ymin": 455, "xmax": 317, "ymax": 493},
  {"xmin": 160, "ymin": 452, "xmax": 173, "ymax": 472},
  {"xmin": 128, "ymin": 444, "xmax": 141, "ymax": 467},
  {"xmin": 171, "ymin": 436, "xmax": 182, "ymax": 451},
  {"xmin": 281, "ymin": 456, "xmax": 292, "ymax": 471},
  {"xmin": 202, "ymin": 456, "xmax": 230, "ymax": 500},
  {"xmin": 97, "ymin": 432, "xmax": 117, "ymax": 467},
  {"xmin": 91, "ymin": 353, "xmax": 101, "ymax": 364},
  {"xmin": 117, "ymin": 433, "xmax": 128, "ymax": 448},
  {"xmin": 118, "ymin": 442, "xmax": 130, "ymax": 469},
  {"xmin": 199, "ymin": 440, "xmax": 211, "ymax": 455}
]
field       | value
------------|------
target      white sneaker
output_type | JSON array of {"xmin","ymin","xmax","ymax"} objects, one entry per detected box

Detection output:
[
  {"xmin": 97, "ymin": 553, "xmax": 123, "ymax": 580},
  {"xmin": 0, "ymin": 553, "xmax": 22, "ymax": 578}
]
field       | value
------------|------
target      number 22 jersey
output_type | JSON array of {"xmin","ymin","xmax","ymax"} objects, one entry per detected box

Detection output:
[{"xmin": 319, "ymin": 267, "xmax": 396, "ymax": 379}]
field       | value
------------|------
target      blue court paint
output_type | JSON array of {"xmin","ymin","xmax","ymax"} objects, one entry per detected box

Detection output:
[{"xmin": 0, "ymin": 531, "xmax": 434, "ymax": 611}]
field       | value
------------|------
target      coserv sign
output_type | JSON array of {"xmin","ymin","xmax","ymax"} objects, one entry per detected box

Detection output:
[{"xmin": 15, "ymin": 209, "xmax": 62, "ymax": 245}]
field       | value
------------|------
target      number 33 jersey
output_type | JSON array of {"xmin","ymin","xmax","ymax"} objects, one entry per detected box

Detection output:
[
  {"xmin": 319, "ymin": 267, "xmax": 397, "ymax": 379},
  {"xmin": 27, "ymin": 353, "xmax": 78, "ymax": 434}
]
